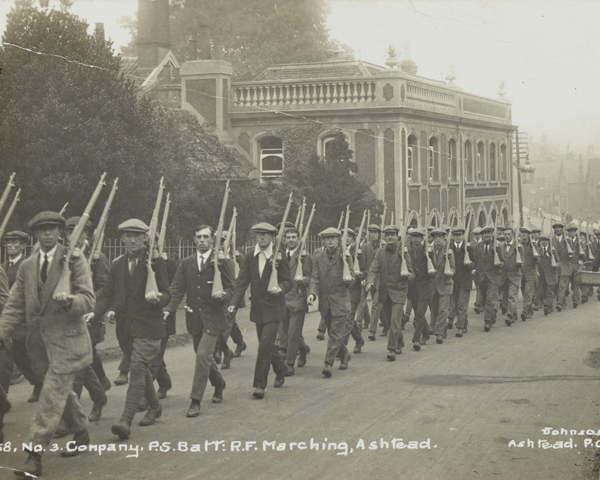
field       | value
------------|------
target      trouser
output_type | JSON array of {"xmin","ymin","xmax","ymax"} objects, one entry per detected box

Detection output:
[
  {"xmin": 119, "ymin": 338, "xmax": 161, "ymax": 426},
  {"xmin": 368, "ymin": 290, "xmax": 388, "ymax": 334},
  {"xmin": 118, "ymin": 336, "xmax": 133, "ymax": 373},
  {"xmin": 474, "ymin": 282, "xmax": 483, "ymax": 309},
  {"xmin": 539, "ymin": 275, "xmax": 556, "ymax": 309},
  {"xmin": 407, "ymin": 287, "xmax": 430, "ymax": 344},
  {"xmin": 230, "ymin": 319, "xmax": 244, "ymax": 347},
  {"xmin": 558, "ymin": 273, "xmax": 580, "ymax": 307},
  {"xmin": 355, "ymin": 287, "xmax": 372, "ymax": 328},
  {"xmin": 344, "ymin": 300, "xmax": 364, "ymax": 346},
  {"xmin": 430, "ymin": 291, "xmax": 450, "ymax": 336},
  {"xmin": 191, "ymin": 331, "xmax": 222, "ymax": 402},
  {"xmin": 91, "ymin": 344, "xmax": 107, "ymax": 384},
  {"xmin": 381, "ymin": 295, "xmax": 404, "ymax": 352},
  {"xmin": 533, "ymin": 276, "xmax": 543, "ymax": 308},
  {"xmin": 501, "ymin": 279, "xmax": 519, "ymax": 320},
  {"xmin": 11, "ymin": 338, "xmax": 43, "ymax": 387},
  {"xmin": 323, "ymin": 310, "xmax": 354, "ymax": 366},
  {"xmin": 0, "ymin": 345, "xmax": 12, "ymax": 395},
  {"xmin": 479, "ymin": 277, "xmax": 499, "ymax": 325},
  {"xmin": 150, "ymin": 335, "xmax": 172, "ymax": 391},
  {"xmin": 449, "ymin": 285, "xmax": 471, "ymax": 330},
  {"xmin": 73, "ymin": 364, "xmax": 107, "ymax": 403},
  {"xmin": 318, "ymin": 316, "xmax": 326, "ymax": 334},
  {"xmin": 521, "ymin": 275, "xmax": 535, "ymax": 318},
  {"xmin": 277, "ymin": 309, "xmax": 307, "ymax": 366},
  {"xmin": 253, "ymin": 321, "xmax": 286, "ymax": 389},
  {"xmin": 28, "ymin": 368, "xmax": 88, "ymax": 451}
]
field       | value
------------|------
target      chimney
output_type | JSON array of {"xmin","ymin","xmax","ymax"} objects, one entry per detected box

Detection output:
[
  {"xmin": 198, "ymin": 24, "xmax": 211, "ymax": 60},
  {"xmin": 214, "ymin": 43, "xmax": 224, "ymax": 61},
  {"xmin": 188, "ymin": 37, "xmax": 198, "ymax": 60},
  {"xmin": 137, "ymin": 0, "xmax": 171, "ymax": 75},
  {"xmin": 94, "ymin": 23, "xmax": 105, "ymax": 42}
]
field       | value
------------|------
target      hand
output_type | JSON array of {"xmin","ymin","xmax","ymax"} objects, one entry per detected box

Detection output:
[
  {"xmin": 72, "ymin": 247, "xmax": 82, "ymax": 259},
  {"xmin": 163, "ymin": 311, "xmax": 170, "ymax": 321},
  {"xmin": 227, "ymin": 305, "xmax": 237, "ymax": 314},
  {"xmin": 472, "ymin": 269, "xmax": 477, "ymax": 276},
  {"xmin": 84, "ymin": 312, "xmax": 95, "ymax": 324},
  {"xmin": 365, "ymin": 283, "xmax": 373, "ymax": 292},
  {"xmin": 268, "ymin": 286, "xmax": 282, "ymax": 295},
  {"xmin": 185, "ymin": 305, "xmax": 193, "ymax": 313},
  {"xmin": 145, "ymin": 291, "xmax": 162, "ymax": 304},
  {"xmin": 307, "ymin": 294, "xmax": 315, "ymax": 305},
  {"xmin": 107, "ymin": 311, "xmax": 116, "ymax": 324},
  {"xmin": 212, "ymin": 291, "xmax": 226, "ymax": 301},
  {"xmin": 53, "ymin": 292, "xmax": 74, "ymax": 307}
]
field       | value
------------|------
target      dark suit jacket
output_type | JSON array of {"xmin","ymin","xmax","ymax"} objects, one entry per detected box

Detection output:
[
  {"xmin": 88, "ymin": 251, "xmax": 109, "ymax": 344},
  {"xmin": 285, "ymin": 250, "xmax": 312, "ymax": 313},
  {"xmin": 538, "ymin": 245, "xmax": 559, "ymax": 285},
  {"xmin": 308, "ymin": 247, "xmax": 352, "ymax": 317},
  {"xmin": 552, "ymin": 236, "xmax": 573, "ymax": 277},
  {"xmin": 407, "ymin": 243, "xmax": 432, "ymax": 301},
  {"xmin": 1, "ymin": 255, "xmax": 25, "ymax": 289},
  {"xmin": 521, "ymin": 241, "xmax": 539, "ymax": 280},
  {"xmin": 230, "ymin": 248, "xmax": 293, "ymax": 324},
  {"xmin": 163, "ymin": 256, "xmax": 178, "ymax": 336},
  {"xmin": 0, "ymin": 244, "xmax": 95, "ymax": 376},
  {"xmin": 431, "ymin": 244, "xmax": 455, "ymax": 295},
  {"xmin": 501, "ymin": 242, "xmax": 523, "ymax": 287},
  {"xmin": 94, "ymin": 252, "xmax": 171, "ymax": 340},
  {"xmin": 451, "ymin": 242, "xmax": 474, "ymax": 291},
  {"xmin": 366, "ymin": 243, "xmax": 414, "ymax": 304},
  {"xmin": 473, "ymin": 242, "xmax": 504, "ymax": 286},
  {"xmin": 167, "ymin": 252, "xmax": 233, "ymax": 336}
]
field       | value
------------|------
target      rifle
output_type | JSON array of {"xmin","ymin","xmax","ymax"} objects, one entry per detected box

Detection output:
[
  {"xmin": 515, "ymin": 229, "xmax": 523, "ymax": 265},
  {"xmin": 444, "ymin": 214, "xmax": 454, "ymax": 276},
  {"xmin": 212, "ymin": 180, "xmax": 231, "ymax": 299},
  {"xmin": 379, "ymin": 203, "xmax": 387, "ymax": 249},
  {"xmin": 0, "ymin": 189, "xmax": 20, "ymax": 242},
  {"xmin": 232, "ymin": 214, "xmax": 239, "ymax": 278},
  {"xmin": 463, "ymin": 208, "xmax": 473, "ymax": 265},
  {"xmin": 353, "ymin": 210, "xmax": 367, "ymax": 275},
  {"xmin": 223, "ymin": 207, "xmax": 237, "ymax": 259},
  {"xmin": 493, "ymin": 217, "xmax": 502, "ymax": 267},
  {"xmin": 145, "ymin": 177, "xmax": 165, "ymax": 298},
  {"xmin": 294, "ymin": 203, "xmax": 315, "ymax": 282},
  {"xmin": 54, "ymin": 173, "xmax": 106, "ymax": 297},
  {"xmin": 294, "ymin": 202, "xmax": 302, "ymax": 230},
  {"xmin": 390, "ymin": 211, "xmax": 395, "ymax": 226},
  {"xmin": 58, "ymin": 202, "xmax": 69, "ymax": 216},
  {"xmin": 89, "ymin": 177, "xmax": 118, "ymax": 264},
  {"xmin": 268, "ymin": 192, "xmax": 294, "ymax": 293},
  {"xmin": 578, "ymin": 219, "xmax": 585, "ymax": 256},
  {"xmin": 0, "ymin": 173, "xmax": 16, "ymax": 218},
  {"xmin": 337, "ymin": 210, "xmax": 344, "ymax": 230},
  {"xmin": 340, "ymin": 204, "xmax": 353, "ymax": 282},
  {"xmin": 588, "ymin": 217, "xmax": 595, "ymax": 261},
  {"xmin": 399, "ymin": 215, "xmax": 409, "ymax": 277},
  {"xmin": 157, "ymin": 192, "xmax": 171, "ymax": 257},
  {"xmin": 297, "ymin": 197, "xmax": 306, "ymax": 238}
]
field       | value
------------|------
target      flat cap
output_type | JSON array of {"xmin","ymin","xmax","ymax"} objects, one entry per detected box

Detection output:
[
  {"xmin": 3, "ymin": 230, "xmax": 29, "ymax": 243},
  {"xmin": 251, "ymin": 222, "xmax": 277, "ymax": 234},
  {"xmin": 531, "ymin": 227, "xmax": 541, "ymax": 233},
  {"xmin": 539, "ymin": 234, "xmax": 550, "ymax": 241},
  {"xmin": 452, "ymin": 228, "xmax": 465, "ymax": 235},
  {"xmin": 319, "ymin": 227, "xmax": 341, "ymax": 238},
  {"xmin": 275, "ymin": 221, "xmax": 296, "ymax": 230},
  {"xmin": 430, "ymin": 227, "xmax": 445, "ymax": 236},
  {"xmin": 552, "ymin": 221, "xmax": 564, "ymax": 229},
  {"xmin": 519, "ymin": 227, "xmax": 532, "ymax": 234},
  {"xmin": 65, "ymin": 216, "xmax": 94, "ymax": 230},
  {"xmin": 566, "ymin": 224, "xmax": 578, "ymax": 231},
  {"xmin": 383, "ymin": 225, "xmax": 399, "ymax": 234},
  {"xmin": 472, "ymin": 227, "xmax": 482, "ymax": 235},
  {"xmin": 28, "ymin": 211, "xmax": 65, "ymax": 230},
  {"xmin": 341, "ymin": 228, "xmax": 356, "ymax": 237},
  {"xmin": 118, "ymin": 219, "xmax": 149, "ymax": 233},
  {"xmin": 367, "ymin": 224, "xmax": 382, "ymax": 232},
  {"xmin": 408, "ymin": 227, "xmax": 424, "ymax": 236},
  {"xmin": 480, "ymin": 225, "xmax": 494, "ymax": 233}
]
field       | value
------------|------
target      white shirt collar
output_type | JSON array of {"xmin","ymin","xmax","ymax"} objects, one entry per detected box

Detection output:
[
  {"xmin": 39, "ymin": 244, "xmax": 58, "ymax": 265},
  {"xmin": 9, "ymin": 253, "xmax": 23, "ymax": 264},
  {"xmin": 197, "ymin": 249, "xmax": 212, "ymax": 261},
  {"xmin": 254, "ymin": 243, "xmax": 273, "ymax": 259},
  {"xmin": 286, "ymin": 247, "xmax": 298, "ymax": 257},
  {"xmin": 454, "ymin": 241, "xmax": 463, "ymax": 249}
]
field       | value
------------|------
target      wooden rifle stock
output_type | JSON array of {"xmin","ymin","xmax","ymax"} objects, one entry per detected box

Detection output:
[
  {"xmin": 550, "ymin": 237, "xmax": 558, "ymax": 268},
  {"xmin": 54, "ymin": 173, "xmax": 107, "ymax": 297},
  {"xmin": 379, "ymin": 203, "xmax": 387, "ymax": 249},
  {"xmin": 341, "ymin": 205, "xmax": 352, "ymax": 282},
  {"xmin": 337, "ymin": 210, "xmax": 344, "ymax": 230},
  {"xmin": 232, "ymin": 215, "xmax": 239, "ymax": 278},
  {"xmin": 444, "ymin": 215, "xmax": 454, "ymax": 276},
  {"xmin": 157, "ymin": 192, "xmax": 171, "ymax": 256},
  {"xmin": 0, "ymin": 173, "xmax": 16, "ymax": 218},
  {"xmin": 493, "ymin": 219, "xmax": 502, "ymax": 267},
  {"xmin": 145, "ymin": 177, "xmax": 165, "ymax": 298},
  {"xmin": 463, "ymin": 208, "xmax": 473, "ymax": 265},
  {"xmin": 0, "ymin": 188, "xmax": 20, "ymax": 242},
  {"xmin": 269, "ymin": 192, "xmax": 294, "ymax": 293},
  {"xmin": 400, "ymin": 215, "xmax": 409, "ymax": 277},
  {"xmin": 223, "ymin": 207, "xmax": 237, "ymax": 259},
  {"xmin": 297, "ymin": 197, "xmax": 306, "ymax": 237},
  {"xmin": 89, "ymin": 178, "xmax": 118, "ymax": 264},
  {"xmin": 353, "ymin": 210, "xmax": 367, "ymax": 275},
  {"xmin": 58, "ymin": 202, "xmax": 68, "ymax": 216},
  {"xmin": 295, "ymin": 204, "xmax": 315, "ymax": 281},
  {"xmin": 212, "ymin": 180, "xmax": 231, "ymax": 298}
]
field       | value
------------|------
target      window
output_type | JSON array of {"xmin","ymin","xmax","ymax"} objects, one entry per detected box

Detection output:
[
  {"xmin": 500, "ymin": 144, "xmax": 507, "ymax": 181},
  {"xmin": 429, "ymin": 137, "xmax": 439, "ymax": 182},
  {"xmin": 477, "ymin": 141, "xmax": 485, "ymax": 181},
  {"xmin": 489, "ymin": 143, "xmax": 497, "ymax": 181},
  {"xmin": 407, "ymin": 134, "xmax": 417, "ymax": 182},
  {"xmin": 259, "ymin": 136, "xmax": 283, "ymax": 180},
  {"xmin": 465, "ymin": 140, "xmax": 473, "ymax": 181},
  {"xmin": 448, "ymin": 138, "xmax": 457, "ymax": 182}
]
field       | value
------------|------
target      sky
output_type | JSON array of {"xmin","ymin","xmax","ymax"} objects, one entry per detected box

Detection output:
[{"xmin": 1, "ymin": 0, "xmax": 599, "ymax": 153}]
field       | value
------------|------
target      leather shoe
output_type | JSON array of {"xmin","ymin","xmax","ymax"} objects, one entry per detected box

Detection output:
[
  {"xmin": 447, "ymin": 320, "xmax": 454, "ymax": 329},
  {"xmin": 233, "ymin": 341, "xmax": 247, "ymax": 358},
  {"xmin": 100, "ymin": 377, "xmax": 112, "ymax": 392},
  {"xmin": 436, "ymin": 336, "xmax": 443, "ymax": 344},
  {"xmin": 322, "ymin": 364, "xmax": 332, "ymax": 378},
  {"xmin": 297, "ymin": 351, "xmax": 307, "ymax": 368},
  {"xmin": 114, "ymin": 371, "xmax": 128, "ymax": 386},
  {"xmin": 316, "ymin": 332, "xmax": 325, "ymax": 341},
  {"xmin": 274, "ymin": 374, "xmax": 285, "ymax": 388},
  {"xmin": 157, "ymin": 387, "xmax": 169, "ymax": 400},
  {"xmin": 88, "ymin": 397, "xmax": 107, "ymax": 422},
  {"xmin": 339, "ymin": 353, "xmax": 351, "ymax": 370},
  {"xmin": 187, "ymin": 401, "xmax": 201, "ymax": 418},
  {"xmin": 455, "ymin": 329, "xmax": 463, "ymax": 338},
  {"xmin": 413, "ymin": 342, "xmax": 421, "ymax": 351},
  {"xmin": 505, "ymin": 318, "xmax": 512, "ymax": 326},
  {"xmin": 139, "ymin": 403, "xmax": 162, "ymax": 426},
  {"xmin": 556, "ymin": 304, "xmax": 562, "ymax": 312},
  {"xmin": 395, "ymin": 341, "xmax": 403, "ymax": 354},
  {"xmin": 27, "ymin": 384, "xmax": 42, "ymax": 403},
  {"xmin": 15, "ymin": 451, "xmax": 42, "ymax": 478},
  {"xmin": 61, "ymin": 429, "xmax": 90, "ymax": 457},
  {"xmin": 368, "ymin": 333, "xmax": 375, "ymax": 341},
  {"xmin": 111, "ymin": 422, "xmax": 131, "ymax": 440},
  {"xmin": 544, "ymin": 305, "xmax": 550, "ymax": 316},
  {"xmin": 214, "ymin": 352, "xmax": 222, "ymax": 364},
  {"xmin": 474, "ymin": 306, "xmax": 481, "ymax": 314},
  {"xmin": 387, "ymin": 350, "xmax": 396, "ymax": 361},
  {"xmin": 137, "ymin": 398, "xmax": 149, "ymax": 412},
  {"xmin": 353, "ymin": 338, "xmax": 364, "ymax": 354},
  {"xmin": 221, "ymin": 349, "xmax": 234, "ymax": 370},
  {"xmin": 252, "ymin": 387, "xmax": 265, "ymax": 399},
  {"xmin": 285, "ymin": 364, "xmax": 295, "ymax": 376},
  {"xmin": 380, "ymin": 330, "xmax": 388, "ymax": 337},
  {"xmin": 521, "ymin": 312, "xmax": 527, "ymax": 322},
  {"xmin": 573, "ymin": 301, "xmax": 578, "ymax": 309},
  {"xmin": 484, "ymin": 323, "xmax": 491, "ymax": 332},
  {"xmin": 213, "ymin": 380, "xmax": 226, "ymax": 403}
]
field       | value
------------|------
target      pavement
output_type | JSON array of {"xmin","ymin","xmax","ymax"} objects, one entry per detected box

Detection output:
[{"xmin": 2, "ymin": 299, "xmax": 600, "ymax": 480}]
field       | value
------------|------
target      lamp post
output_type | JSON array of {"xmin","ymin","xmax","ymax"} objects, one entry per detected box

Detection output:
[{"xmin": 514, "ymin": 130, "xmax": 536, "ymax": 227}]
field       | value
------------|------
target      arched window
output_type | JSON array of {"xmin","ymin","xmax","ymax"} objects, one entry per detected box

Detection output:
[
  {"xmin": 259, "ymin": 136, "xmax": 283, "ymax": 180},
  {"xmin": 448, "ymin": 138, "xmax": 457, "ymax": 182},
  {"xmin": 477, "ymin": 141, "xmax": 485, "ymax": 181},
  {"xmin": 429, "ymin": 137, "xmax": 439, "ymax": 182},
  {"xmin": 489, "ymin": 143, "xmax": 497, "ymax": 181},
  {"xmin": 465, "ymin": 140, "xmax": 473, "ymax": 182},
  {"xmin": 500, "ymin": 144, "xmax": 507, "ymax": 181},
  {"xmin": 407, "ymin": 134, "xmax": 418, "ymax": 182}
]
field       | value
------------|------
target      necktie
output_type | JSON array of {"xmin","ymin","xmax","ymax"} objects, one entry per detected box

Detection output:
[
  {"xmin": 41, "ymin": 254, "xmax": 48, "ymax": 283},
  {"xmin": 258, "ymin": 252, "xmax": 266, "ymax": 277},
  {"xmin": 128, "ymin": 257, "xmax": 137, "ymax": 274},
  {"xmin": 9, "ymin": 261, "xmax": 13, "ymax": 268},
  {"xmin": 200, "ymin": 256, "xmax": 205, "ymax": 270},
  {"xmin": 485, "ymin": 245, "xmax": 489, "ymax": 256}
]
